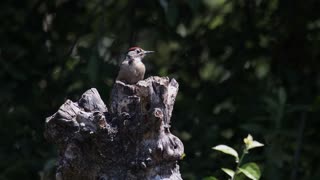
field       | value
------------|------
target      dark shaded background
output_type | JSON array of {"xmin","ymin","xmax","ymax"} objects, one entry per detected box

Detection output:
[{"xmin": 1, "ymin": 0, "xmax": 320, "ymax": 179}]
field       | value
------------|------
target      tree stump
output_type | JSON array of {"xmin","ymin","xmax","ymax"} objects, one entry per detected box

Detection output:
[{"xmin": 45, "ymin": 76, "xmax": 184, "ymax": 180}]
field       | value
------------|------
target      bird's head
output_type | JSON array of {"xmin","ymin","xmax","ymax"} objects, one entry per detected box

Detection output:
[{"xmin": 126, "ymin": 47, "xmax": 154, "ymax": 61}]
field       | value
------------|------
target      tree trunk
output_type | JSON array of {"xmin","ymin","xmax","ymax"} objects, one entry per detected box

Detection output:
[{"xmin": 45, "ymin": 76, "xmax": 184, "ymax": 180}]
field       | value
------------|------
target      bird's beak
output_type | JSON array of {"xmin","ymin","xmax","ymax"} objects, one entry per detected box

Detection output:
[{"xmin": 143, "ymin": 50, "xmax": 155, "ymax": 54}]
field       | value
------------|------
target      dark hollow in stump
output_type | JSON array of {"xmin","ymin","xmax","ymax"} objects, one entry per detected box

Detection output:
[{"xmin": 45, "ymin": 76, "xmax": 184, "ymax": 180}]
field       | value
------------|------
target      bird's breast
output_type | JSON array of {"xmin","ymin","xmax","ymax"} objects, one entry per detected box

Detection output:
[{"xmin": 117, "ymin": 60, "xmax": 146, "ymax": 84}]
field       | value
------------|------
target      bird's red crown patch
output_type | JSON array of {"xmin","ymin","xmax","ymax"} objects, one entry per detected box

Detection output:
[{"xmin": 128, "ymin": 46, "xmax": 141, "ymax": 51}]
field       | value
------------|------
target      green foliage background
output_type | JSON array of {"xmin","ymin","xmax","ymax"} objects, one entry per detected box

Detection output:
[{"xmin": 1, "ymin": 0, "xmax": 320, "ymax": 179}]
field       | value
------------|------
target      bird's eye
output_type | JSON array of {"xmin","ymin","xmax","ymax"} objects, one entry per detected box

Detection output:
[{"xmin": 136, "ymin": 49, "xmax": 141, "ymax": 53}]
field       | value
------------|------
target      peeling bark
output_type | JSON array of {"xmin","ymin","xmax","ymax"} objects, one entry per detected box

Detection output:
[{"xmin": 45, "ymin": 76, "xmax": 184, "ymax": 180}]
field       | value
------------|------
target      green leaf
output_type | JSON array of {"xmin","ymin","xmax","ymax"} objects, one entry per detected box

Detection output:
[
  {"xmin": 203, "ymin": 0, "xmax": 226, "ymax": 9},
  {"xmin": 203, "ymin": 176, "xmax": 219, "ymax": 180},
  {"xmin": 209, "ymin": 16, "xmax": 224, "ymax": 29},
  {"xmin": 221, "ymin": 168, "xmax": 235, "ymax": 178},
  {"xmin": 180, "ymin": 153, "xmax": 186, "ymax": 160},
  {"xmin": 212, "ymin": 145, "xmax": 239, "ymax": 162},
  {"xmin": 234, "ymin": 173, "xmax": 247, "ymax": 180},
  {"xmin": 238, "ymin": 163, "xmax": 261, "ymax": 180}
]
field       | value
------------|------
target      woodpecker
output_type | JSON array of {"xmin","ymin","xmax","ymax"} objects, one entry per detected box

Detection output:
[{"xmin": 116, "ymin": 47, "xmax": 154, "ymax": 84}]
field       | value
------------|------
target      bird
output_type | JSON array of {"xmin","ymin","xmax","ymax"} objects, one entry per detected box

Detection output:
[{"xmin": 116, "ymin": 47, "xmax": 154, "ymax": 84}]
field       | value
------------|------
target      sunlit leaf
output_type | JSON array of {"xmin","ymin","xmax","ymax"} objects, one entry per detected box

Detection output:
[
  {"xmin": 180, "ymin": 153, "xmax": 186, "ymax": 160},
  {"xmin": 221, "ymin": 168, "xmax": 235, "ymax": 178},
  {"xmin": 238, "ymin": 163, "xmax": 261, "ymax": 180},
  {"xmin": 212, "ymin": 145, "xmax": 239, "ymax": 162}
]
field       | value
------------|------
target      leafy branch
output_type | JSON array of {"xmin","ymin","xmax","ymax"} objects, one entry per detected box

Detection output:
[{"xmin": 209, "ymin": 134, "xmax": 264, "ymax": 180}]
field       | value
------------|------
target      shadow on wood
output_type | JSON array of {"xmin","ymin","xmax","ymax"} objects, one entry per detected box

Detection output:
[{"xmin": 45, "ymin": 76, "xmax": 184, "ymax": 180}]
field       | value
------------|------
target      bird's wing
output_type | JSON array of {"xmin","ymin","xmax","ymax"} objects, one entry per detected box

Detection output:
[{"xmin": 116, "ymin": 61, "xmax": 129, "ymax": 81}]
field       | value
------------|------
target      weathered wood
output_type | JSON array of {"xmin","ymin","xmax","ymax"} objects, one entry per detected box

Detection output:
[{"xmin": 45, "ymin": 76, "xmax": 184, "ymax": 180}]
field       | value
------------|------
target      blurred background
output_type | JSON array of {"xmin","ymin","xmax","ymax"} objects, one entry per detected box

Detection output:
[{"xmin": 1, "ymin": 0, "xmax": 320, "ymax": 179}]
